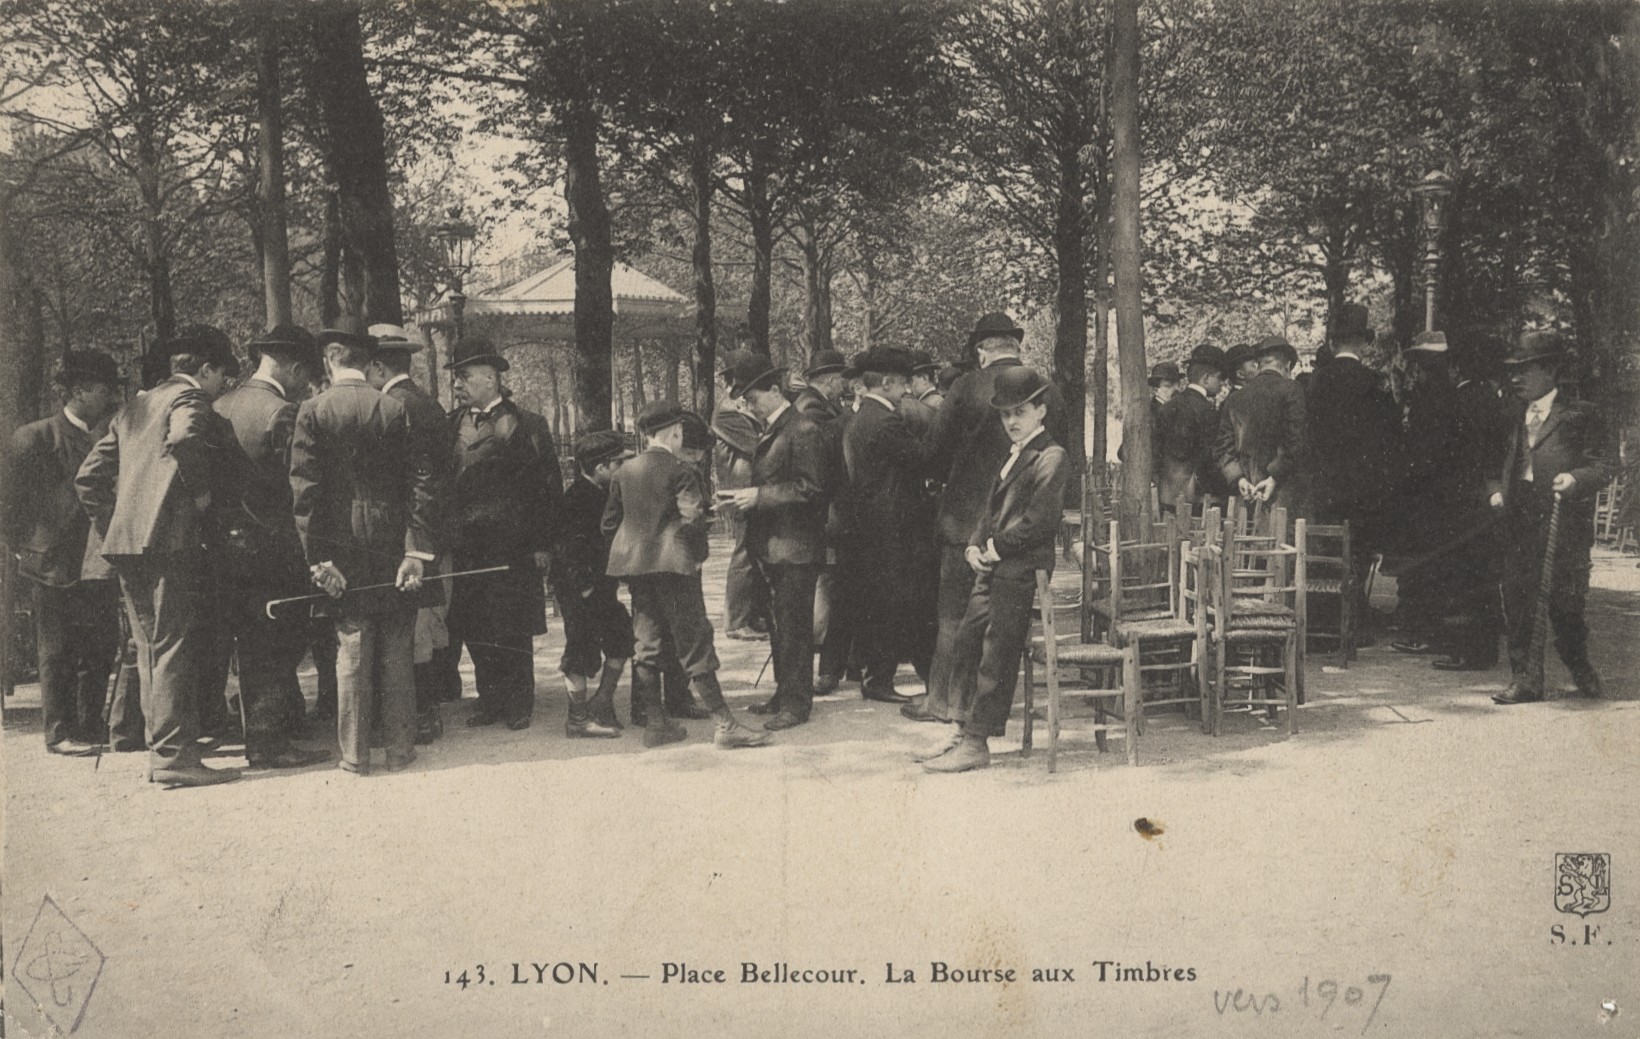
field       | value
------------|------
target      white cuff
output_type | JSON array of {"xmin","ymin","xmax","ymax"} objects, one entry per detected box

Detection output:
[{"xmin": 405, "ymin": 550, "xmax": 435, "ymax": 562}]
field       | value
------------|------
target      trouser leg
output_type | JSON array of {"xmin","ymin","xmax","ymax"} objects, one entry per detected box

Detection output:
[
  {"xmin": 760, "ymin": 560, "xmax": 817, "ymax": 717},
  {"xmin": 72, "ymin": 580, "xmax": 118, "ymax": 742},
  {"xmin": 927, "ymin": 544, "xmax": 978, "ymax": 721},
  {"xmin": 235, "ymin": 600, "xmax": 307, "ymax": 755},
  {"xmin": 334, "ymin": 615, "xmax": 373, "ymax": 769},
  {"xmin": 376, "ymin": 609, "xmax": 417, "ymax": 756},
  {"xmin": 107, "ymin": 598, "xmax": 145, "ymax": 750},
  {"xmin": 964, "ymin": 569, "xmax": 1036, "ymax": 738},
  {"xmin": 34, "ymin": 582, "xmax": 77, "ymax": 746},
  {"xmin": 118, "ymin": 556, "xmax": 205, "ymax": 771},
  {"xmin": 310, "ymin": 618, "xmax": 339, "ymax": 716},
  {"xmin": 724, "ymin": 517, "xmax": 767, "ymax": 632}
]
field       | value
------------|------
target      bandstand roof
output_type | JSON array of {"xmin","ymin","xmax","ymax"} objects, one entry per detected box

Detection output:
[{"xmin": 463, "ymin": 257, "xmax": 687, "ymax": 319}]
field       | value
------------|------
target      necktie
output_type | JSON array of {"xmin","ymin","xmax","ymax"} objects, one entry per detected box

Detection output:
[{"xmin": 1525, "ymin": 405, "xmax": 1545, "ymax": 447}]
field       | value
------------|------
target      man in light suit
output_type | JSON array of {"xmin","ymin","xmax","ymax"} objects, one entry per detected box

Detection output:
[
  {"xmin": 6, "ymin": 351, "xmax": 121, "ymax": 755},
  {"xmin": 290, "ymin": 329, "xmax": 440, "ymax": 774},
  {"xmin": 1487, "ymin": 332, "xmax": 1615, "ymax": 704},
  {"xmin": 77, "ymin": 328, "xmax": 245, "ymax": 787}
]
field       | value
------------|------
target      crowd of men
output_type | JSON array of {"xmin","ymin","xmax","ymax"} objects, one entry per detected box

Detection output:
[{"xmin": 2, "ymin": 303, "xmax": 1617, "ymax": 785}]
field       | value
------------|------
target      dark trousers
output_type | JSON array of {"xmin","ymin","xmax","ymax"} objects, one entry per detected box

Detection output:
[
  {"xmin": 907, "ymin": 546, "xmax": 940, "ymax": 683},
  {"xmin": 1439, "ymin": 521, "xmax": 1501, "ymax": 665},
  {"xmin": 926, "ymin": 544, "xmax": 979, "ymax": 722},
  {"xmin": 206, "ymin": 588, "xmax": 307, "ymax": 753},
  {"xmin": 115, "ymin": 554, "xmax": 209, "ymax": 770},
  {"xmin": 334, "ymin": 609, "xmax": 415, "ymax": 766},
  {"xmin": 33, "ymin": 579, "xmax": 118, "ymax": 746},
  {"xmin": 756, "ymin": 559, "xmax": 818, "ymax": 717},
  {"xmin": 555, "ymin": 577, "xmax": 634, "ymax": 678},
  {"xmin": 816, "ymin": 554, "xmax": 858, "ymax": 681},
  {"xmin": 309, "ymin": 619, "xmax": 340, "ymax": 715},
  {"xmin": 951, "ymin": 567, "xmax": 1036, "ymax": 738},
  {"xmin": 628, "ymin": 572, "xmax": 720, "ymax": 677},
  {"xmin": 854, "ymin": 552, "xmax": 914, "ymax": 695},
  {"xmin": 107, "ymin": 604, "xmax": 145, "ymax": 751},
  {"xmin": 724, "ymin": 516, "xmax": 768, "ymax": 632},
  {"xmin": 1502, "ymin": 489, "xmax": 1595, "ymax": 686},
  {"xmin": 462, "ymin": 633, "xmax": 536, "ymax": 724}
]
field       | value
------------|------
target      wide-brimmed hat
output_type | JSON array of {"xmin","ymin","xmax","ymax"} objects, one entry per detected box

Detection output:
[
  {"xmin": 1502, "ymin": 330, "xmax": 1567, "ymax": 368},
  {"xmin": 368, "ymin": 323, "xmax": 420, "ymax": 356},
  {"xmin": 1331, "ymin": 302, "xmax": 1373, "ymax": 344},
  {"xmin": 574, "ymin": 429, "xmax": 635, "ymax": 468},
  {"xmin": 803, "ymin": 349, "xmax": 848, "ymax": 379},
  {"xmin": 990, "ymin": 365, "xmax": 1051, "ymax": 409},
  {"xmin": 1407, "ymin": 330, "xmax": 1449, "ymax": 355},
  {"xmin": 1186, "ymin": 343, "xmax": 1226, "ymax": 372},
  {"xmin": 853, "ymin": 347, "xmax": 914, "ymax": 379},
  {"xmin": 636, "ymin": 399, "xmax": 689, "ymax": 435},
  {"xmin": 53, "ymin": 350, "xmax": 120, "ymax": 388},
  {"xmin": 1251, "ymin": 335, "xmax": 1298, "ymax": 366},
  {"xmin": 247, "ymin": 324, "xmax": 320, "ymax": 368},
  {"xmin": 967, "ymin": 312, "xmax": 1025, "ymax": 350},
  {"xmin": 443, "ymin": 335, "xmax": 509, "ymax": 372},
  {"xmin": 1148, "ymin": 361, "xmax": 1183, "ymax": 385},
  {"xmin": 724, "ymin": 352, "xmax": 783, "ymax": 398}
]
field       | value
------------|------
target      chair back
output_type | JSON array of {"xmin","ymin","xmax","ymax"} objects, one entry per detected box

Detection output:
[
  {"xmin": 1210, "ymin": 516, "xmax": 1306, "ymax": 636},
  {"xmin": 1090, "ymin": 516, "xmax": 1181, "ymax": 627}
]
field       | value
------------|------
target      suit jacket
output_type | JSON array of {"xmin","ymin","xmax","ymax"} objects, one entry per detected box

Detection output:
[
  {"xmin": 898, "ymin": 394, "xmax": 936, "ymax": 439},
  {"xmin": 5, "ymin": 411, "xmax": 103, "ymax": 586},
  {"xmin": 1156, "ymin": 387, "xmax": 1220, "ymax": 510},
  {"xmin": 384, "ymin": 376, "xmax": 453, "ymax": 539},
  {"xmin": 915, "ymin": 387, "xmax": 944, "ymax": 411},
  {"xmin": 1215, "ymin": 369, "xmax": 1308, "ymax": 512},
  {"xmin": 289, "ymin": 378, "xmax": 438, "ymax": 616},
  {"xmin": 793, "ymin": 386, "xmax": 848, "ymax": 543},
  {"xmin": 603, "ymin": 447, "xmax": 710, "ymax": 577},
  {"xmin": 842, "ymin": 395, "xmax": 926, "ymax": 569},
  {"xmin": 972, "ymin": 429, "xmax": 1069, "ymax": 578},
  {"xmin": 926, "ymin": 358, "xmax": 1067, "ymax": 546},
  {"xmin": 746, "ymin": 404, "xmax": 828, "ymax": 565},
  {"xmin": 213, "ymin": 378, "xmax": 306, "ymax": 592},
  {"xmin": 1453, "ymin": 380, "xmax": 1507, "ymax": 505},
  {"xmin": 77, "ymin": 375, "xmax": 244, "ymax": 560},
  {"xmin": 1491, "ymin": 393, "xmax": 1615, "ymax": 538},
  {"xmin": 553, "ymin": 474, "xmax": 613, "ymax": 593},
  {"xmin": 711, "ymin": 403, "xmax": 762, "ymax": 494},
  {"xmin": 1305, "ymin": 357, "xmax": 1399, "ymax": 520}
]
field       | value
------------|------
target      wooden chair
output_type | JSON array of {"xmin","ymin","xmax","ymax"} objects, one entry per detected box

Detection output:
[
  {"xmin": 1203, "ymin": 516, "xmax": 1306, "ymax": 736},
  {"xmin": 1301, "ymin": 521, "xmax": 1357, "ymax": 669},
  {"xmin": 1021, "ymin": 571, "xmax": 1138, "ymax": 771}
]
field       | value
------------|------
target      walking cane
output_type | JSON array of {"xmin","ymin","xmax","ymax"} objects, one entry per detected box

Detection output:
[
  {"xmin": 263, "ymin": 565, "xmax": 512, "ymax": 619},
  {"xmin": 1526, "ymin": 493, "xmax": 1563, "ymax": 696}
]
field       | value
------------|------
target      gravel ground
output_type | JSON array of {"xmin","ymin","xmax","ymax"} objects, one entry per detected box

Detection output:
[{"xmin": 4, "ymin": 541, "xmax": 1636, "ymax": 1039}]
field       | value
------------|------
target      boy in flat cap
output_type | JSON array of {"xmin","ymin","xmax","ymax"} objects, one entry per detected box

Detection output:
[
  {"xmin": 922, "ymin": 366, "xmax": 1068, "ymax": 773},
  {"xmin": 603, "ymin": 400, "xmax": 768, "ymax": 749},
  {"xmin": 552, "ymin": 430, "xmax": 635, "ymax": 738}
]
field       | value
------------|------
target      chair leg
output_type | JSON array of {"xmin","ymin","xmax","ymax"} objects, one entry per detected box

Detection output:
[
  {"xmin": 1093, "ymin": 697, "xmax": 1108, "ymax": 754},
  {"xmin": 1021, "ymin": 648, "xmax": 1034, "ymax": 758},
  {"xmin": 1212, "ymin": 639, "xmax": 1227, "ymax": 737},
  {"xmin": 1045, "ymin": 654, "xmax": 1059, "ymax": 774},
  {"xmin": 1284, "ymin": 631, "xmax": 1299, "ymax": 735},
  {"xmin": 1124, "ymin": 644, "xmax": 1140, "ymax": 766},
  {"xmin": 1196, "ymin": 633, "xmax": 1211, "ymax": 733}
]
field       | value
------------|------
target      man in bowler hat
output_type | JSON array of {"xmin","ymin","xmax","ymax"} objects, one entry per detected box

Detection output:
[
  {"xmin": 710, "ymin": 351, "xmax": 770, "ymax": 642},
  {"xmin": 1488, "ymin": 332, "xmax": 1615, "ymax": 704},
  {"xmin": 908, "ymin": 351, "xmax": 945, "ymax": 412},
  {"xmin": 6, "ymin": 350, "xmax": 122, "ymax": 755},
  {"xmin": 1215, "ymin": 334, "xmax": 1309, "ymax": 516},
  {"xmin": 1156, "ymin": 344, "xmax": 1227, "ymax": 515},
  {"xmin": 1306, "ymin": 304, "xmax": 1399, "ymax": 556}
]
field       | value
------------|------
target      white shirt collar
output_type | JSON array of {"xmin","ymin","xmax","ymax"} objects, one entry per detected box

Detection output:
[
  {"xmin": 331, "ymin": 367, "xmax": 367, "ymax": 384},
  {"xmin": 862, "ymin": 391, "xmax": 897, "ymax": 411},
  {"xmin": 382, "ymin": 373, "xmax": 412, "ymax": 394},
  {"xmin": 1528, "ymin": 387, "xmax": 1557, "ymax": 417},
  {"xmin": 647, "ymin": 441, "xmax": 675, "ymax": 455},
  {"xmin": 249, "ymin": 375, "xmax": 286, "ymax": 400},
  {"xmin": 61, "ymin": 407, "xmax": 91, "ymax": 434},
  {"xmin": 763, "ymin": 400, "xmax": 791, "ymax": 427},
  {"xmin": 1333, "ymin": 349, "xmax": 1361, "ymax": 361},
  {"xmin": 174, "ymin": 372, "xmax": 202, "ymax": 391}
]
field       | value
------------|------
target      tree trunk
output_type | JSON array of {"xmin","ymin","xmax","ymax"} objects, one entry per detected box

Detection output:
[
  {"xmin": 134, "ymin": 128, "xmax": 176, "ymax": 342},
  {"xmin": 1320, "ymin": 253, "xmax": 1350, "ymax": 337},
  {"xmin": 689, "ymin": 142, "xmax": 717, "ymax": 414},
  {"xmin": 629, "ymin": 339, "xmax": 647, "ymax": 407},
  {"xmin": 563, "ymin": 102, "xmax": 615, "ymax": 431},
  {"xmin": 546, "ymin": 347, "xmax": 563, "ymax": 440},
  {"xmin": 797, "ymin": 221, "xmax": 833, "ymax": 367},
  {"xmin": 319, "ymin": 189, "xmax": 341, "ymax": 327},
  {"xmin": 1054, "ymin": 145, "xmax": 1088, "ymax": 503},
  {"xmin": 256, "ymin": 22, "xmax": 293, "ymax": 329},
  {"xmin": 745, "ymin": 169, "xmax": 775, "ymax": 356},
  {"xmin": 1111, "ymin": 0, "xmax": 1150, "ymax": 525},
  {"xmin": 664, "ymin": 338, "xmax": 681, "ymax": 401},
  {"xmin": 1090, "ymin": 134, "xmax": 1111, "ymax": 478},
  {"xmin": 309, "ymin": 2, "xmax": 402, "ymax": 327},
  {"xmin": 0, "ymin": 199, "xmax": 46, "ymax": 425}
]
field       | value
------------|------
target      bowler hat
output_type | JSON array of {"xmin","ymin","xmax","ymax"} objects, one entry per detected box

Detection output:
[
  {"xmin": 636, "ymin": 399, "xmax": 688, "ymax": 435},
  {"xmin": 990, "ymin": 366, "xmax": 1051, "ymax": 409},
  {"xmin": 1407, "ymin": 330, "xmax": 1449, "ymax": 355},
  {"xmin": 443, "ymin": 335, "xmax": 509, "ymax": 373},
  {"xmin": 1502, "ymin": 330, "xmax": 1567, "ymax": 368},
  {"xmin": 1251, "ymin": 335, "xmax": 1298, "ymax": 366},
  {"xmin": 841, "ymin": 352, "xmax": 867, "ymax": 380},
  {"xmin": 679, "ymin": 412, "xmax": 713, "ymax": 451},
  {"xmin": 724, "ymin": 352, "xmax": 783, "ymax": 398},
  {"xmin": 315, "ymin": 328, "xmax": 374, "ymax": 354},
  {"xmin": 854, "ymin": 347, "xmax": 914, "ymax": 379},
  {"xmin": 53, "ymin": 350, "xmax": 119, "ymax": 388},
  {"xmin": 160, "ymin": 325, "xmax": 237, "ymax": 371},
  {"xmin": 936, "ymin": 366, "xmax": 964, "ymax": 393},
  {"xmin": 967, "ymin": 312, "xmax": 1025, "ymax": 350},
  {"xmin": 803, "ymin": 349, "xmax": 848, "ymax": 379},
  {"xmin": 1223, "ymin": 342, "xmax": 1256, "ymax": 374},
  {"xmin": 1148, "ymin": 361, "xmax": 1183, "ymax": 385},
  {"xmin": 575, "ymin": 429, "xmax": 634, "ymax": 469},
  {"xmin": 368, "ymin": 323, "xmax": 420, "ymax": 355},
  {"xmin": 717, "ymin": 348, "xmax": 757, "ymax": 380},
  {"xmin": 1331, "ymin": 303, "xmax": 1373, "ymax": 344},
  {"xmin": 247, "ymin": 324, "xmax": 320, "ymax": 369},
  {"xmin": 908, "ymin": 350, "xmax": 941, "ymax": 375},
  {"xmin": 1186, "ymin": 343, "xmax": 1226, "ymax": 371}
]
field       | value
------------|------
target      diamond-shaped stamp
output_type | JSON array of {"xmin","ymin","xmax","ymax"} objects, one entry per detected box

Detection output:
[{"xmin": 12, "ymin": 895, "xmax": 104, "ymax": 1035}]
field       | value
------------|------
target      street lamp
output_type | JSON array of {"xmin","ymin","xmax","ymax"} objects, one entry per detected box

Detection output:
[
  {"xmin": 1410, "ymin": 169, "xmax": 1454, "ymax": 333},
  {"xmin": 433, "ymin": 207, "xmax": 478, "ymax": 343}
]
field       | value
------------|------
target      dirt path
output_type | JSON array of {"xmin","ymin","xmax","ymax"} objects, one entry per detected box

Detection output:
[{"xmin": 4, "ymin": 543, "xmax": 1636, "ymax": 1038}]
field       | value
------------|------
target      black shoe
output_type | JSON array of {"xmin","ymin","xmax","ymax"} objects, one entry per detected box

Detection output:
[
  {"xmin": 747, "ymin": 697, "xmax": 784, "ymax": 716},
  {"xmin": 466, "ymin": 710, "xmax": 501, "ymax": 728},
  {"xmin": 813, "ymin": 673, "xmax": 842, "ymax": 696},
  {"xmin": 148, "ymin": 763, "xmax": 243, "ymax": 787},
  {"xmin": 763, "ymin": 710, "xmax": 809, "ymax": 731},
  {"xmin": 415, "ymin": 713, "xmax": 443, "ymax": 744},
  {"xmin": 247, "ymin": 745, "xmax": 333, "ymax": 769},
  {"xmin": 863, "ymin": 687, "xmax": 914, "ymax": 705},
  {"xmin": 505, "ymin": 716, "xmax": 532, "ymax": 731},
  {"xmin": 1431, "ymin": 657, "xmax": 1490, "ymax": 672},
  {"xmin": 386, "ymin": 751, "xmax": 417, "ymax": 772},
  {"xmin": 47, "ymin": 739, "xmax": 98, "ymax": 757},
  {"xmin": 1390, "ymin": 639, "xmax": 1434, "ymax": 655}
]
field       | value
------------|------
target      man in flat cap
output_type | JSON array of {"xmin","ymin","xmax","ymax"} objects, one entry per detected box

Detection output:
[
  {"xmin": 710, "ymin": 350, "xmax": 770, "ymax": 643},
  {"xmin": 603, "ymin": 400, "xmax": 767, "ymax": 749},
  {"xmin": 443, "ymin": 336, "xmax": 564, "ymax": 731},
  {"xmin": 77, "ymin": 327, "xmax": 247, "ymax": 787},
  {"xmin": 205, "ymin": 325, "xmax": 331, "ymax": 769},
  {"xmin": 1215, "ymin": 334, "xmax": 1309, "ymax": 516},
  {"xmin": 720, "ymin": 353, "xmax": 830, "ymax": 731},
  {"xmin": 1488, "ymin": 332, "xmax": 1615, "ymax": 704},
  {"xmin": 290, "ymin": 329, "xmax": 440, "ymax": 774},
  {"xmin": 913, "ymin": 312, "xmax": 1066, "ymax": 727},
  {"xmin": 1156, "ymin": 345, "xmax": 1227, "ymax": 515},
  {"xmin": 366, "ymin": 324, "xmax": 455, "ymax": 741},
  {"xmin": 6, "ymin": 350, "xmax": 122, "ymax": 756}
]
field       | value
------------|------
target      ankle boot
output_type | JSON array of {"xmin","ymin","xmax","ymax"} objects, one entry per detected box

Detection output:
[
  {"xmin": 566, "ymin": 693, "xmax": 620, "ymax": 739},
  {"xmin": 588, "ymin": 660, "xmax": 625, "ymax": 730},
  {"xmin": 635, "ymin": 665, "xmax": 686, "ymax": 748},
  {"xmin": 693, "ymin": 673, "xmax": 768, "ymax": 749},
  {"xmin": 664, "ymin": 664, "xmax": 712, "ymax": 719}
]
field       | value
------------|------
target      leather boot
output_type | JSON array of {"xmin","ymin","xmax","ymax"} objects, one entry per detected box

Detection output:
[
  {"xmin": 664, "ymin": 664, "xmax": 712, "ymax": 719},
  {"xmin": 691, "ymin": 673, "xmax": 768, "ymax": 749},
  {"xmin": 635, "ymin": 665, "xmax": 686, "ymax": 748},
  {"xmin": 588, "ymin": 660, "xmax": 625, "ymax": 730},
  {"xmin": 922, "ymin": 734, "xmax": 991, "ymax": 773},
  {"xmin": 566, "ymin": 691, "xmax": 620, "ymax": 739}
]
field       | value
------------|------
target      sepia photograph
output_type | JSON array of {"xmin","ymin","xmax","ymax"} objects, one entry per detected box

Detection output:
[{"xmin": 1, "ymin": 0, "xmax": 1636, "ymax": 1036}]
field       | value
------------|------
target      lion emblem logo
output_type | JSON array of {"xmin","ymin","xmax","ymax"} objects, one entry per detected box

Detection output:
[{"xmin": 1554, "ymin": 853, "xmax": 1610, "ymax": 917}]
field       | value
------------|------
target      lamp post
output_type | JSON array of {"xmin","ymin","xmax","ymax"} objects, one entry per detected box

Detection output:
[
  {"xmin": 1410, "ymin": 169, "xmax": 1454, "ymax": 333},
  {"xmin": 433, "ymin": 208, "xmax": 478, "ymax": 344}
]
